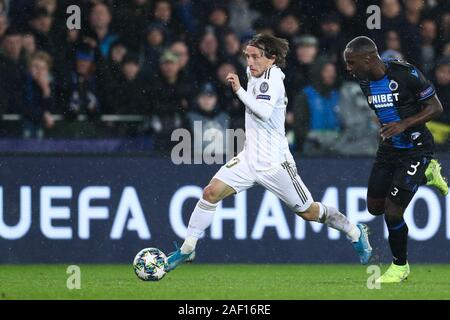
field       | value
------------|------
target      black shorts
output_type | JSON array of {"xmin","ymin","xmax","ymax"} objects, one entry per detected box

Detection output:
[{"xmin": 367, "ymin": 146, "xmax": 433, "ymax": 209}]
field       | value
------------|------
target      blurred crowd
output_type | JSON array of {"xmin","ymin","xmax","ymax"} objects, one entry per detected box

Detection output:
[{"xmin": 0, "ymin": 0, "xmax": 449, "ymax": 155}]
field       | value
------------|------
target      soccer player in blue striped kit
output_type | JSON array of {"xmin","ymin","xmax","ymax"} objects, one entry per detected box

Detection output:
[{"xmin": 344, "ymin": 36, "xmax": 448, "ymax": 283}]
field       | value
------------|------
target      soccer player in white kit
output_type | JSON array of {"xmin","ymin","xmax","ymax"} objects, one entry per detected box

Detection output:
[{"xmin": 165, "ymin": 34, "xmax": 372, "ymax": 271}]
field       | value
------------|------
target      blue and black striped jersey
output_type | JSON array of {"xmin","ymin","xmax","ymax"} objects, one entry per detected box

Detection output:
[{"xmin": 358, "ymin": 59, "xmax": 436, "ymax": 150}]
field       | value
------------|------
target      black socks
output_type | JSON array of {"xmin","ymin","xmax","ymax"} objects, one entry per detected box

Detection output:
[{"xmin": 385, "ymin": 217, "xmax": 409, "ymax": 266}]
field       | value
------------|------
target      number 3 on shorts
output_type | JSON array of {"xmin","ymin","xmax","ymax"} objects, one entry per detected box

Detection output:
[
  {"xmin": 391, "ymin": 187, "xmax": 399, "ymax": 196},
  {"xmin": 225, "ymin": 157, "xmax": 240, "ymax": 168},
  {"xmin": 407, "ymin": 161, "xmax": 420, "ymax": 176}
]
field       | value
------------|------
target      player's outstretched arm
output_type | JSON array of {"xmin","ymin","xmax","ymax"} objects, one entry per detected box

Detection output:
[{"xmin": 380, "ymin": 95, "xmax": 443, "ymax": 139}]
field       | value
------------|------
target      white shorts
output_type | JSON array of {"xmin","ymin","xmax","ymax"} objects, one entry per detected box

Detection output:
[{"xmin": 213, "ymin": 151, "xmax": 314, "ymax": 213}]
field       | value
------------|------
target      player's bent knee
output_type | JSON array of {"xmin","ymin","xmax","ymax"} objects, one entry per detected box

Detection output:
[
  {"xmin": 202, "ymin": 185, "xmax": 221, "ymax": 204},
  {"xmin": 367, "ymin": 198, "xmax": 385, "ymax": 216},
  {"xmin": 367, "ymin": 205, "xmax": 384, "ymax": 216}
]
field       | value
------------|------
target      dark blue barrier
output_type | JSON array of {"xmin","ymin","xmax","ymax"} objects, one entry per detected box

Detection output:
[
  {"xmin": 0, "ymin": 156, "xmax": 449, "ymax": 263},
  {"xmin": 0, "ymin": 138, "xmax": 154, "ymax": 153}
]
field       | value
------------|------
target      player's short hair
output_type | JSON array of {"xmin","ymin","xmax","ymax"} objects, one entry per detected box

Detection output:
[
  {"xmin": 345, "ymin": 36, "xmax": 378, "ymax": 55},
  {"xmin": 246, "ymin": 33, "xmax": 289, "ymax": 68}
]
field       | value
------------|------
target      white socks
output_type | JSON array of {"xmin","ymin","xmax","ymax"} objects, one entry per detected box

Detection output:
[
  {"xmin": 180, "ymin": 199, "xmax": 361, "ymax": 255},
  {"xmin": 317, "ymin": 203, "xmax": 361, "ymax": 242},
  {"xmin": 180, "ymin": 198, "xmax": 218, "ymax": 254}
]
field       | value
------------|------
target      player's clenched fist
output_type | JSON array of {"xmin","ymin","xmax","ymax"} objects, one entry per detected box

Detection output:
[{"xmin": 226, "ymin": 73, "xmax": 241, "ymax": 93}]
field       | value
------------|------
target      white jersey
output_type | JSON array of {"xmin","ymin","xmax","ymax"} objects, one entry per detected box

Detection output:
[{"xmin": 243, "ymin": 65, "xmax": 294, "ymax": 171}]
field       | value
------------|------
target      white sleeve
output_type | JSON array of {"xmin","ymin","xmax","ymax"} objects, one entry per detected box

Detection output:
[
  {"xmin": 236, "ymin": 68, "xmax": 282, "ymax": 122},
  {"xmin": 236, "ymin": 87, "xmax": 274, "ymax": 122}
]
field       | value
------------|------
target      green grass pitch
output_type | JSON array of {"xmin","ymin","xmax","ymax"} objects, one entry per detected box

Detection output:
[{"xmin": 0, "ymin": 264, "xmax": 449, "ymax": 300}]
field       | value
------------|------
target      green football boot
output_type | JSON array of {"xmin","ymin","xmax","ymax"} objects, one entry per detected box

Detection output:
[
  {"xmin": 375, "ymin": 263, "xmax": 410, "ymax": 283},
  {"xmin": 425, "ymin": 159, "xmax": 448, "ymax": 196}
]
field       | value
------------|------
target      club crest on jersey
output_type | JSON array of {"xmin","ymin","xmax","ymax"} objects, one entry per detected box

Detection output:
[
  {"xmin": 260, "ymin": 82, "xmax": 269, "ymax": 93},
  {"xmin": 389, "ymin": 80, "xmax": 399, "ymax": 91}
]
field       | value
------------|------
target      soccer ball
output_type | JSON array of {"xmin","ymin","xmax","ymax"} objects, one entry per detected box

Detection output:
[{"xmin": 133, "ymin": 247, "xmax": 168, "ymax": 281}]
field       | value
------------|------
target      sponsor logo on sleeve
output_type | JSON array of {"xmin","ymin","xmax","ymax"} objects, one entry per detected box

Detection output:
[
  {"xmin": 419, "ymin": 86, "xmax": 434, "ymax": 99},
  {"xmin": 256, "ymin": 94, "xmax": 271, "ymax": 101}
]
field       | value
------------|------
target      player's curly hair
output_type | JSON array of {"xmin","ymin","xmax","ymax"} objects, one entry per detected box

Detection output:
[{"xmin": 246, "ymin": 33, "xmax": 290, "ymax": 68}]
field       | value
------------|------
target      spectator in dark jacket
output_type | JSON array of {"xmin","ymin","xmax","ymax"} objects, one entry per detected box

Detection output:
[
  {"xmin": 318, "ymin": 13, "xmax": 347, "ymax": 64},
  {"xmin": 110, "ymin": 54, "xmax": 149, "ymax": 115},
  {"xmin": 63, "ymin": 47, "xmax": 104, "ymax": 120},
  {"xmin": 22, "ymin": 51, "xmax": 56, "ymax": 138},
  {"xmin": 223, "ymin": 30, "xmax": 244, "ymax": 67},
  {"xmin": 0, "ymin": 29, "xmax": 27, "ymax": 114},
  {"xmin": 149, "ymin": 50, "xmax": 193, "ymax": 151},
  {"xmin": 263, "ymin": 0, "xmax": 300, "ymax": 28},
  {"xmin": 222, "ymin": 31, "xmax": 246, "ymax": 74},
  {"xmin": 141, "ymin": 22, "xmax": 168, "ymax": 82},
  {"xmin": 114, "ymin": 0, "xmax": 153, "ymax": 51},
  {"xmin": 276, "ymin": 13, "xmax": 301, "ymax": 45},
  {"xmin": 285, "ymin": 35, "xmax": 320, "ymax": 137},
  {"xmin": 86, "ymin": 2, "xmax": 119, "ymax": 58},
  {"xmin": 107, "ymin": 40, "xmax": 128, "ymax": 82},
  {"xmin": 372, "ymin": 0, "xmax": 421, "ymax": 64},
  {"xmin": 151, "ymin": 0, "xmax": 183, "ymax": 40},
  {"xmin": 27, "ymin": 8, "xmax": 58, "ymax": 58},
  {"xmin": 334, "ymin": 0, "xmax": 365, "ymax": 37},
  {"xmin": 192, "ymin": 29, "xmax": 222, "ymax": 85},
  {"xmin": 286, "ymin": 35, "xmax": 319, "ymax": 103},
  {"xmin": 380, "ymin": 0, "xmax": 404, "ymax": 32},
  {"xmin": 108, "ymin": 53, "xmax": 150, "ymax": 137},
  {"xmin": 207, "ymin": 5, "xmax": 232, "ymax": 46},
  {"xmin": 170, "ymin": 40, "xmax": 194, "ymax": 83},
  {"xmin": 58, "ymin": 28, "xmax": 82, "ymax": 74}
]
